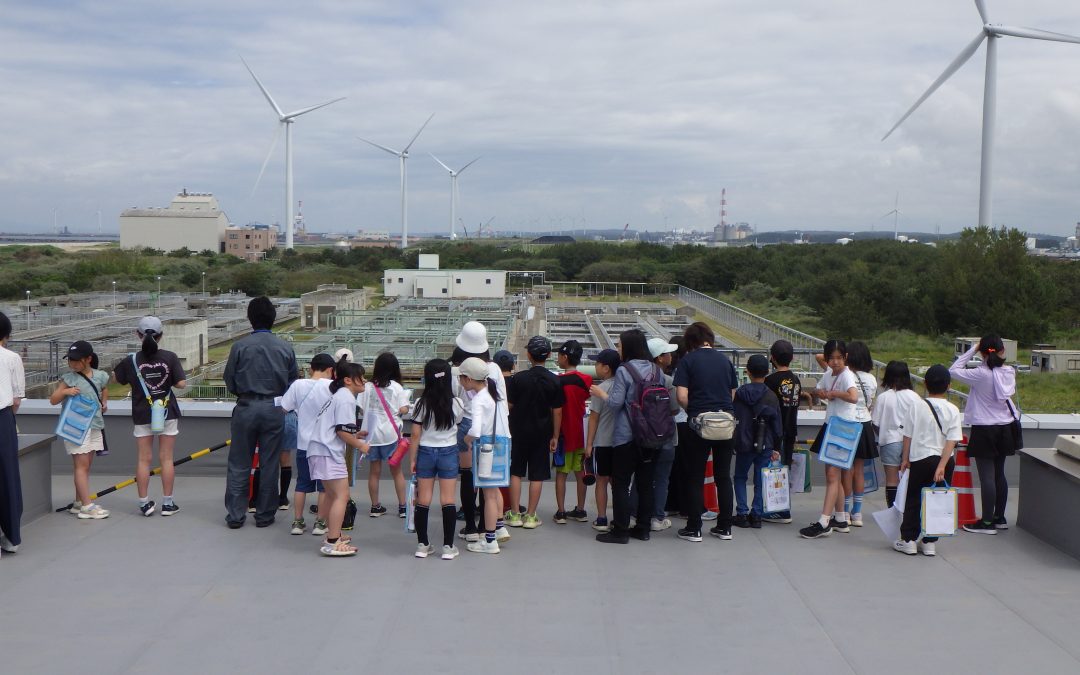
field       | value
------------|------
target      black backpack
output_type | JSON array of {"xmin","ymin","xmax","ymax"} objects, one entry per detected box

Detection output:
[{"xmin": 624, "ymin": 364, "xmax": 676, "ymax": 450}]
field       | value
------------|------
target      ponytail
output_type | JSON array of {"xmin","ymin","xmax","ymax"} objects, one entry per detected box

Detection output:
[
  {"xmin": 141, "ymin": 331, "xmax": 160, "ymax": 356},
  {"xmin": 486, "ymin": 377, "xmax": 501, "ymax": 402},
  {"xmin": 330, "ymin": 356, "xmax": 365, "ymax": 394},
  {"xmin": 977, "ymin": 334, "xmax": 1006, "ymax": 370}
]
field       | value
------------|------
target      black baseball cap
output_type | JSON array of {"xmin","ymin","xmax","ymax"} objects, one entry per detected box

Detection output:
[
  {"xmin": 557, "ymin": 340, "xmax": 583, "ymax": 360},
  {"xmin": 527, "ymin": 336, "xmax": 552, "ymax": 358},
  {"xmin": 746, "ymin": 354, "xmax": 770, "ymax": 377},
  {"xmin": 66, "ymin": 340, "xmax": 94, "ymax": 360},
  {"xmin": 588, "ymin": 349, "xmax": 621, "ymax": 370}
]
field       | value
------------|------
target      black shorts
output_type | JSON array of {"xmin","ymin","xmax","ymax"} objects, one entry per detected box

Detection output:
[
  {"xmin": 809, "ymin": 421, "xmax": 878, "ymax": 460},
  {"xmin": 592, "ymin": 446, "xmax": 613, "ymax": 477},
  {"xmin": 967, "ymin": 423, "xmax": 1017, "ymax": 459},
  {"xmin": 510, "ymin": 436, "xmax": 552, "ymax": 482}
]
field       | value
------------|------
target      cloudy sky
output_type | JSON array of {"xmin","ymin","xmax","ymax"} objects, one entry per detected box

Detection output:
[{"xmin": 4, "ymin": 0, "xmax": 1080, "ymax": 237}]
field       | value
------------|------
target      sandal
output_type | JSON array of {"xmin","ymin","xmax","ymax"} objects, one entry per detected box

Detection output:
[
  {"xmin": 320, "ymin": 539, "xmax": 357, "ymax": 557},
  {"xmin": 323, "ymin": 535, "xmax": 352, "ymax": 545}
]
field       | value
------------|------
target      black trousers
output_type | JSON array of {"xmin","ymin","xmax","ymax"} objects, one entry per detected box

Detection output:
[
  {"xmin": 0, "ymin": 407, "xmax": 21, "ymax": 547},
  {"xmin": 973, "ymin": 455, "xmax": 1008, "ymax": 523},
  {"xmin": 665, "ymin": 422, "xmax": 689, "ymax": 514},
  {"xmin": 901, "ymin": 455, "xmax": 955, "ymax": 543},
  {"xmin": 681, "ymin": 430, "xmax": 733, "ymax": 531},
  {"xmin": 610, "ymin": 442, "xmax": 654, "ymax": 532}
]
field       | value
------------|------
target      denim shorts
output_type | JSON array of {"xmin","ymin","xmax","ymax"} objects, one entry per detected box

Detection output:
[
  {"xmin": 416, "ymin": 445, "xmax": 460, "ymax": 480},
  {"xmin": 282, "ymin": 411, "xmax": 298, "ymax": 451},
  {"xmin": 366, "ymin": 442, "xmax": 397, "ymax": 462},
  {"xmin": 879, "ymin": 441, "xmax": 904, "ymax": 467}
]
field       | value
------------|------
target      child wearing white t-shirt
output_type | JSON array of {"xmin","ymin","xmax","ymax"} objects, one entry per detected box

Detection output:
[
  {"xmin": 895, "ymin": 365, "xmax": 962, "ymax": 557},
  {"xmin": 307, "ymin": 358, "xmax": 370, "ymax": 556},
  {"xmin": 361, "ymin": 353, "xmax": 410, "ymax": 518},
  {"xmin": 873, "ymin": 361, "xmax": 923, "ymax": 508}
]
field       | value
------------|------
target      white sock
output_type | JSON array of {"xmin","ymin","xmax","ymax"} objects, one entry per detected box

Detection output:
[
  {"xmin": 163, "ymin": 496, "xmax": 174, "ymax": 506},
  {"xmin": 139, "ymin": 497, "xmax": 150, "ymax": 506},
  {"xmin": 818, "ymin": 515, "xmax": 831, "ymax": 528},
  {"xmin": 834, "ymin": 511, "xmax": 848, "ymax": 522}
]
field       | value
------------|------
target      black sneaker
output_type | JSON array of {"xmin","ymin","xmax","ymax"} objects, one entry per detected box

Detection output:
[
  {"xmin": 628, "ymin": 526, "xmax": 650, "ymax": 541},
  {"xmin": 709, "ymin": 526, "xmax": 733, "ymax": 540},
  {"xmin": 247, "ymin": 500, "xmax": 256, "ymax": 513},
  {"xmin": 762, "ymin": 511, "xmax": 792, "ymax": 524},
  {"xmin": 553, "ymin": 511, "xmax": 568, "ymax": 525},
  {"xmin": 749, "ymin": 514, "xmax": 762, "ymax": 529},
  {"xmin": 799, "ymin": 521, "xmax": 832, "ymax": 539},
  {"xmin": 278, "ymin": 495, "xmax": 289, "ymax": 511},
  {"xmin": 596, "ymin": 530, "xmax": 629, "ymax": 544},
  {"xmin": 829, "ymin": 518, "xmax": 851, "ymax": 534},
  {"xmin": 160, "ymin": 503, "xmax": 180, "ymax": 517},
  {"xmin": 370, "ymin": 504, "xmax": 387, "ymax": 518},
  {"xmin": 962, "ymin": 520, "xmax": 998, "ymax": 535},
  {"xmin": 677, "ymin": 527, "xmax": 703, "ymax": 542},
  {"xmin": 398, "ymin": 504, "xmax": 407, "ymax": 519},
  {"xmin": 567, "ymin": 507, "xmax": 589, "ymax": 522},
  {"xmin": 342, "ymin": 500, "xmax": 357, "ymax": 530},
  {"xmin": 140, "ymin": 500, "xmax": 156, "ymax": 517},
  {"xmin": 993, "ymin": 516, "xmax": 1009, "ymax": 530},
  {"xmin": 732, "ymin": 514, "xmax": 751, "ymax": 529}
]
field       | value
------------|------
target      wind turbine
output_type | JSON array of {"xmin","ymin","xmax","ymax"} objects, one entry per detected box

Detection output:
[
  {"xmin": 242, "ymin": 57, "xmax": 345, "ymax": 249},
  {"xmin": 882, "ymin": 0, "xmax": 1080, "ymax": 229},
  {"xmin": 358, "ymin": 114, "xmax": 435, "ymax": 249},
  {"xmin": 880, "ymin": 193, "xmax": 902, "ymax": 240},
  {"xmin": 430, "ymin": 153, "xmax": 480, "ymax": 241}
]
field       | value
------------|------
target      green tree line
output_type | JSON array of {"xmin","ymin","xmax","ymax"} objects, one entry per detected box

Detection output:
[{"xmin": 2, "ymin": 227, "xmax": 1077, "ymax": 343}]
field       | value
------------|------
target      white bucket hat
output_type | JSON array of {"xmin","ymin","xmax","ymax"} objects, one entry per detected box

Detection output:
[{"xmin": 455, "ymin": 321, "xmax": 489, "ymax": 354}]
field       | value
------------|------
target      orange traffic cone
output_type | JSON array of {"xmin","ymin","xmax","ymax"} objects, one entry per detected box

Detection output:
[
  {"xmin": 704, "ymin": 457, "xmax": 719, "ymax": 513},
  {"xmin": 953, "ymin": 440, "xmax": 977, "ymax": 525}
]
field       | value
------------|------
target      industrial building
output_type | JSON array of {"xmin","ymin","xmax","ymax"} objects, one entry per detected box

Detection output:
[
  {"xmin": 159, "ymin": 318, "xmax": 209, "ymax": 370},
  {"xmin": 224, "ymin": 224, "xmax": 278, "ymax": 261},
  {"xmin": 299, "ymin": 285, "xmax": 369, "ymax": 329},
  {"xmin": 1030, "ymin": 349, "xmax": 1080, "ymax": 374},
  {"xmin": 119, "ymin": 190, "xmax": 229, "ymax": 254},
  {"xmin": 383, "ymin": 254, "xmax": 506, "ymax": 299}
]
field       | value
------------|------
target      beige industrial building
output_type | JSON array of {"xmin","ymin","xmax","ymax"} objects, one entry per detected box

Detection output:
[
  {"xmin": 383, "ymin": 254, "xmax": 507, "ymax": 300},
  {"xmin": 300, "ymin": 285, "xmax": 368, "ymax": 329},
  {"xmin": 1029, "ymin": 349, "xmax": 1080, "ymax": 374},
  {"xmin": 159, "ymin": 318, "xmax": 209, "ymax": 370},
  {"xmin": 119, "ymin": 190, "xmax": 229, "ymax": 253},
  {"xmin": 225, "ymin": 225, "xmax": 278, "ymax": 261}
]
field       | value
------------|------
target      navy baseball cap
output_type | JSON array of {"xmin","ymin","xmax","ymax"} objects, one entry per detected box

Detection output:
[
  {"xmin": 66, "ymin": 340, "xmax": 94, "ymax": 360},
  {"xmin": 746, "ymin": 354, "xmax": 770, "ymax": 377},
  {"xmin": 527, "ymin": 336, "xmax": 552, "ymax": 358},
  {"xmin": 493, "ymin": 349, "xmax": 517, "ymax": 371},
  {"xmin": 588, "ymin": 349, "xmax": 621, "ymax": 370}
]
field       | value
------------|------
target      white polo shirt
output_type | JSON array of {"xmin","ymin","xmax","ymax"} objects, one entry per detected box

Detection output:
[{"xmin": 903, "ymin": 396, "xmax": 963, "ymax": 462}]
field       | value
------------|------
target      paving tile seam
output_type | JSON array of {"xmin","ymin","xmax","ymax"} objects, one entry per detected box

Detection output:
[
  {"xmin": 936, "ymin": 550, "xmax": 1080, "ymax": 664},
  {"xmin": 753, "ymin": 530, "xmax": 859, "ymax": 675}
]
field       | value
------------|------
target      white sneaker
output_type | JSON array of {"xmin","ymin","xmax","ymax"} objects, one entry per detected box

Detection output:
[
  {"xmin": 441, "ymin": 545, "xmax": 460, "ymax": 560},
  {"xmin": 78, "ymin": 504, "xmax": 110, "ymax": 520},
  {"xmin": 495, "ymin": 527, "xmax": 511, "ymax": 543},
  {"xmin": 650, "ymin": 517, "xmax": 672, "ymax": 532},
  {"xmin": 892, "ymin": 539, "xmax": 917, "ymax": 555},
  {"xmin": 701, "ymin": 511, "xmax": 719, "ymax": 521},
  {"xmin": 850, "ymin": 513, "xmax": 864, "ymax": 527},
  {"xmin": 0, "ymin": 532, "xmax": 17, "ymax": 553},
  {"xmin": 466, "ymin": 539, "xmax": 500, "ymax": 554},
  {"xmin": 918, "ymin": 540, "xmax": 937, "ymax": 557},
  {"xmin": 311, "ymin": 519, "xmax": 328, "ymax": 536},
  {"xmin": 629, "ymin": 516, "xmax": 637, "ymax": 529},
  {"xmin": 415, "ymin": 543, "xmax": 435, "ymax": 558},
  {"xmin": 68, "ymin": 501, "xmax": 83, "ymax": 515}
]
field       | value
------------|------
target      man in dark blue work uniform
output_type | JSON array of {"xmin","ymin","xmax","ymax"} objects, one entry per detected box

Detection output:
[{"xmin": 223, "ymin": 297, "xmax": 299, "ymax": 528}]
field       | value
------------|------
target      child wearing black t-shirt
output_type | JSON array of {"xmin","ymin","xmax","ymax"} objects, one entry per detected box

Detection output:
[{"xmin": 763, "ymin": 340, "xmax": 801, "ymax": 524}]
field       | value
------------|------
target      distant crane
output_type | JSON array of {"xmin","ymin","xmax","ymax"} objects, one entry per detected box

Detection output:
[{"xmin": 477, "ymin": 217, "xmax": 495, "ymax": 238}]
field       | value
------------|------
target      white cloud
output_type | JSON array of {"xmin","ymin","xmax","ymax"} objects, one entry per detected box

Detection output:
[{"xmin": 2, "ymin": 0, "xmax": 1080, "ymax": 236}]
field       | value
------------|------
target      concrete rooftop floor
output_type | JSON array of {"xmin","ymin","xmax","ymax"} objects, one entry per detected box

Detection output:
[{"xmin": 2, "ymin": 479, "xmax": 1078, "ymax": 674}]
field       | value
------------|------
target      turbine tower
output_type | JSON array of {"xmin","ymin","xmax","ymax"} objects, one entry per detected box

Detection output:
[
  {"xmin": 882, "ymin": 0, "xmax": 1080, "ymax": 228},
  {"xmin": 359, "ymin": 114, "xmax": 434, "ymax": 249},
  {"xmin": 241, "ymin": 57, "xmax": 345, "ymax": 249},
  {"xmin": 430, "ymin": 154, "xmax": 480, "ymax": 240},
  {"xmin": 881, "ymin": 193, "xmax": 902, "ymax": 241}
]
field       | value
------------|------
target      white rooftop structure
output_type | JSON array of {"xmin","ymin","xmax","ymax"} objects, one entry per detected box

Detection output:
[{"xmin": 119, "ymin": 190, "xmax": 228, "ymax": 253}]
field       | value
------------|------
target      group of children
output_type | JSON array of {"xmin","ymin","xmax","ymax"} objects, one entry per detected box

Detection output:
[{"xmin": 50, "ymin": 312, "xmax": 1008, "ymax": 562}]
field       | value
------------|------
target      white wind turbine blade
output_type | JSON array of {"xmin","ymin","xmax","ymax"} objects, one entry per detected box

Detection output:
[
  {"xmin": 358, "ymin": 137, "xmax": 402, "ymax": 157},
  {"xmin": 251, "ymin": 123, "xmax": 283, "ymax": 197},
  {"xmin": 402, "ymin": 113, "xmax": 435, "ymax": 153},
  {"xmin": 429, "ymin": 153, "xmax": 453, "ymax": 174},
  {"xmin": 882, "ymin": 31, "xmax": 987, "ymax": 141},
  {"xmin": 457, "ymin": 156, "xmax": 481, "ymax": 175},
  {"xmin": 285, "ymin": 97, "xmax": 347, "ymax": 119},
  {"xmin": 879, "ymin": 209, "xmax": 898, "ymax": 220},
  {"xmin": 993, "ymin": 25, "xmax": 1080, "ymax": 45},
  {"xmin": 974, "ymin": 0, "xmax": 989, "ymax": 24},
  {"xmin": 240, "ymin": 57, "xmax": 284, "ymax": 119}
]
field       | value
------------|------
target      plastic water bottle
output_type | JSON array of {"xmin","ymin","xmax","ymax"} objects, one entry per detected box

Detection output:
[
  {"xmin": 477, "ymin": 442, "xmax": 494, "ymax": 478},
  {"xmin": 553, "ymin": 438, "xmax": 565, "ymax": 468}
]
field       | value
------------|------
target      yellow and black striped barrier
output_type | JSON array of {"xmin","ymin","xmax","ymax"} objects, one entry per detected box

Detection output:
[{"xmin": 56, "ymin": 440, "xmax": 231, "ymax": 513}]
